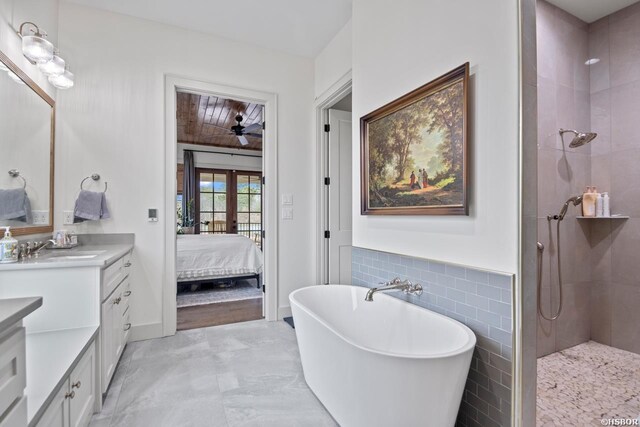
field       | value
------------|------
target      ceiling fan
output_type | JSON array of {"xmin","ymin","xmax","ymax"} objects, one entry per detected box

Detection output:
[{"xmin": 229, "ymin": 114, "xmax": 262, "ymax": 146}]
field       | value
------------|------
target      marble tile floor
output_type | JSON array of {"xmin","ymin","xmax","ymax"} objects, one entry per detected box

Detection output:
[
  {"xmin": 537, "ymin": 340, "xmax": 640, "ymax": 426},
  {"xmin": 89, "ymin": 320, "xmax": 337, "ymax": 427}
]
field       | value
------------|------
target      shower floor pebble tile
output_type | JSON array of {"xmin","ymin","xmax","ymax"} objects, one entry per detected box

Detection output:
[
  {"xmin": 537, "ymin": 341, "xmax": 640, "ymax": 426},
  {"xmin": 89, "ymin": 320, "xmax": 336, "ymax": 427}
]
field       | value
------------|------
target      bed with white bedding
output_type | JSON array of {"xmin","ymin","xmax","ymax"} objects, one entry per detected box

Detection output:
[{"xmin": 177, "ymin": 234, "xmax": 263, "ymax": 284}]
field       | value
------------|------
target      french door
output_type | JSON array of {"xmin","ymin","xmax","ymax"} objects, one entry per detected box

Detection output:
[{"xmin": 195, "ymin": 168, "xmax": 262, "ymax": 248}]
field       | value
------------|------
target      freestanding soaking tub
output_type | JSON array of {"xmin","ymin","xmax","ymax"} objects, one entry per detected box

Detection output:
[{"xmin": 289, "ymin": 284, "xmax": 476, "ymax": 427}]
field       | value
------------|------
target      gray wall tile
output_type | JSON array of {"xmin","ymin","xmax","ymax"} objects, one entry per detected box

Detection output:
[{"xmin": 351, "ymin": 247, "xmax": 513, "ymax": 426}]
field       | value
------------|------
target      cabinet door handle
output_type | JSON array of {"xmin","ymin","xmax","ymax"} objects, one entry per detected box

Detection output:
[
  {"xmin": 65, "ymin": 391, "xmax": 75, "ymax": 399},
  {"xmin": 125, "ymin": 262, "xmax": 132, "ymax": 267},
  {"xmin": 72, "ymin": 381, "xmax": 81, "ymax": 389},
  {"xmin": 124, "ymin": 291, "xmax": 131, "ymax": 297},
  {"xmin": 123, "ymin": 323, "xmax": 131, "ymax": 331}
]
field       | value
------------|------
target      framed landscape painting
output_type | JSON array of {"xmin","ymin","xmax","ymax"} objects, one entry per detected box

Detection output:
[{"xmin": 360, "ymin": 63, "xmax": 469, "ymax": 215}]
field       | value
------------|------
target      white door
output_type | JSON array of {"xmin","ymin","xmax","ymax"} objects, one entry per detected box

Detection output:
[
  {"xmin": 327, "ymin": 109, "xmax": 353, "ymax": 284},
  {"xmin": 69, "ymin": 345, "xmax": 96, "ymax": 427}
]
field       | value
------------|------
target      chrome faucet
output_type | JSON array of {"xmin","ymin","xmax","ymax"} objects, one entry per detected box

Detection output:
[
  {"xmin": 364, "ymin": 278, "xmax": 423, "ymax": 302},
  {"xmin": 33, "ymin": 240, "xmax": 56, "ymax": 257}
]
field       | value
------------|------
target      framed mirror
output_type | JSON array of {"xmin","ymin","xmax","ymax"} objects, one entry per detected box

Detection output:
[{"xmin": 0, "ymin": 50, "xmax": 55, "ymax": 236}]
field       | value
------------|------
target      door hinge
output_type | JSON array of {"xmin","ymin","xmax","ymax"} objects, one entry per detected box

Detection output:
[
  {"xmin": 262, "ymin": 176, "xmax": 265, "ymax": 185},
  {"xmin": 262, "ymin": 121, "xmax": 266, "ymax": 130},
  {"xmin": 324, "ymin": 124, "xmax": 330, "ymax": 132},
  {"xmin": 324, "ymin": 230, "xmax": 331, "ymax": 239},
  {"xmin": 262, "ymin": 284, "xmax": 265, "ymax": 293},
  {"xmin": 262, "ymin": 230, "xmax": 265, "ymax": 239},
  {"xmin": 324, "ymin": 177, "xmax": 330, "ymax": 186}
]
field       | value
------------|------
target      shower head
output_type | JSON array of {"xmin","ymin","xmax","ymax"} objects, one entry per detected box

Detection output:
[
  {"xmin": 558, "ymin": 195, "xmax": 583, "ymax": 221},
  {"xmin": 559, "ymin": 129, "xmax": 598, "ymax": 148}
]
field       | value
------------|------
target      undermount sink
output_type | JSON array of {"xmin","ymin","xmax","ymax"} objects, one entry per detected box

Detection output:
[
  {"xmin": 43, "ymin": 250, "xmax": 106, "ymax": 261},
  {"xmin": 53, "ymin": 255, "xmax": 99, "ymax": 260}
]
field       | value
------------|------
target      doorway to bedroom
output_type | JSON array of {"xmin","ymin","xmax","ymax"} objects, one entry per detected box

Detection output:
[{"xmin": 175, "ymin": 91, "xmax": 265, "ymax": 331}]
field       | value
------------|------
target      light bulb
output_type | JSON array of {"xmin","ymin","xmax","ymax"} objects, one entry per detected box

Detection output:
[
  {"xmin": 38, "ymin": 54, "xmax": 65, "ymax": 76},
  {"xmin": 48, "ymin": 68, "xmax": 74, "ymax": 89},
  {"xmin": 22, "ymin": 34, "xmax": 54, "ymax": 63}
]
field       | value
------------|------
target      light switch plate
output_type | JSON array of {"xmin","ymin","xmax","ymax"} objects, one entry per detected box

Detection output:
[
  {"xmin": 281, "ymin": 193, "xmax": 293, "ymax": 205},
  {"xmin": 32, "ymin": 210, "xmax": 49, "ymax": 225},
  {"xmin": 63, "ymin": 211, "xmax": 74, "ymax": 225},
  {"xmin": 282, "ymin": 207, "xmax": 293, "ymax": 220}
]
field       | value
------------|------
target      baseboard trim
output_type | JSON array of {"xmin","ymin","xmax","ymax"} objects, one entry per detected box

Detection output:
[
  {"xmin": 130, "ymin": 321, "xmax": 164, "ymax": 342},
  {"xmin": 278, "ymin": 305, "xmax": 292, "ymax": 320}
]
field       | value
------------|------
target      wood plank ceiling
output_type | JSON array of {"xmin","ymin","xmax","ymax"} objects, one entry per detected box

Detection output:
[{"xmin": 177, "ymin": 92, "xmax": 263, "ymax": 151}]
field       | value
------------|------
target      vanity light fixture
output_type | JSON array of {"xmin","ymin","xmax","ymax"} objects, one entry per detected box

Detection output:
[
  {"xmin": 18, "ymin": 22, "xmax": 54, "ymax": 64},
  {"xmin": 48, "ymin": 67, "xmax": 74, "ymax": 89},
  {"xmin": 16, "ymin": 21, "xmax": 76, "ymax": 89},
  {"xmin": 38, "ymin": 52, "xmax": 65, "ymax": 76}
]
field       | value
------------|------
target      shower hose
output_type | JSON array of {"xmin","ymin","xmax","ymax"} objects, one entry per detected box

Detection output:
[{"xmin": 537, "ymin": 219, "xmax": 564, "ymax": 321}]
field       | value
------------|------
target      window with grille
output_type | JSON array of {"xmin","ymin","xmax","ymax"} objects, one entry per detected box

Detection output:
[
  {"xmin": 197, "ymin": 171, "xmax": 228, "ymax": 234},
  {"xmin": 195, "ymin": 169, "xmax": 262, "ymax": 249}
]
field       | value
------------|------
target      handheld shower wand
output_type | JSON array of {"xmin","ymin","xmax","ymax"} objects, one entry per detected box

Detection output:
[
  {"xmin": 538, "ymin": 195, "xmax": 584, "ymax": 321},
  {"xmin": 556, "ymin": 195, "xmax": 583, "ymax": 221}
]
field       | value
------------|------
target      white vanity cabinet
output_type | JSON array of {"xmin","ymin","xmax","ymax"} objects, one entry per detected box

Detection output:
[
  {"xmin": 0, "ymin": 298, "xmax": 41, "ymax": 427},
  {"xmin": 100, "ymin": 253, "xmax": 132, "ymax": 393},
  {"xmin": 36, "ymin": 343, "xmax": 96, "ymax": 427},
  {"xmin": 0, "ymin": 327, "xmax": 26, "ymax": 424},
  {"xmin": 0, "ymin": 238, "xmax": 134, "ymax": 427}
]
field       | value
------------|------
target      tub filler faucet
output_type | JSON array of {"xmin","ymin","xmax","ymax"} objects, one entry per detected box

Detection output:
[{"xmin": 364, "ymin": 278, "xmax": 423, "ymax": 302}]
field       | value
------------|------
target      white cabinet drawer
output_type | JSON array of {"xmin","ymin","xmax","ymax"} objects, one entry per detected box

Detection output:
[
  {"xmin": 0, "ymin": 327, "xmax": 25, "ymax": 419},
  {"xmin": 120, "ymin": 278, "xmax": 131, "ymax": 314},
  {"xmin": 123, "ymin": 252, "xmax": 132, "ymax": 277},
  {"xmin": 0, "ymin": 396, "xmax": 26, "ymax": 427},
  {"xmin": 101, "ymin": 259, "xmax": 124, "ymax": 301},
  {"xmin": 122, "ymin": 308, "xmax": 131, "ymax": 348}
]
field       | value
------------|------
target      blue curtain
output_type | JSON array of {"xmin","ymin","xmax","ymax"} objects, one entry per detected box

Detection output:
[{"xmin": 182, "ymin": 150, "xmax": 195, "ymax": 227}]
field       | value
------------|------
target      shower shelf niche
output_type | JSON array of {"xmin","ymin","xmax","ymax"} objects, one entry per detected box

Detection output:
[{"xmin": 576, "ymin": 215, "xmax": 629, "ymax": 220}]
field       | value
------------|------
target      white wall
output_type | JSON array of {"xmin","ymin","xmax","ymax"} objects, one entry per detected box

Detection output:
[
  {"xmin": 0, "ymin": 0, "xmax": 59, "ymax": 97},
  {"xmin": 351, "ymin": 0, "xmax": 520, "ymax": 274},
  {"xmin": 177, "ymin": 144, "xmax": 262, "ymax": 172},
  {"xmin": 55, "ymin": 2, "xmax": 315, "ymax": 334},
  {"xmin": 314, "ymin": 19, "xmax": 352, "ymax": 99}
]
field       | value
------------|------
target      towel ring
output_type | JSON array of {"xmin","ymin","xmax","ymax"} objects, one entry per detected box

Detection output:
[
  {"xmin": 8, "ymin": 169, "xmax": 26, "ymax": 189},
  {"xmin": 80, "ymin": 173, "xmax": 108, "ymax": 193}
]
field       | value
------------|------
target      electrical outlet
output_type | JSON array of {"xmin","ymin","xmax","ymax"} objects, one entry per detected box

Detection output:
[
  {"xmin": 63, "ymin": 211, "xmax": 74, "ymax": 225},
  {"xmin": 282, "ymin": 207, "xmax": 293, "ymax": 220},
  {"xmin": 32, "ymin": 210, "xmax": 49, "ymax": 225}
]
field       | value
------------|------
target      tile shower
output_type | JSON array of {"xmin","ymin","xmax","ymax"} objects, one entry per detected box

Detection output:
[{"xmin": 535, "ymin": 0, "xmax": 640, "ymax": 424}]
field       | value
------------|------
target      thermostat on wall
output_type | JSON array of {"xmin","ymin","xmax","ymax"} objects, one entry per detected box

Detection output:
[{"xmin": 148, "ymin": 208, "xmax": 158, "ymax": 222}]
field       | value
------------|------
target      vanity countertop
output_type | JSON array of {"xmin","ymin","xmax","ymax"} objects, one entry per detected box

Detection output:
[
  {"xmin": 0, "ymin": 297, "xmax": 43, "ymax": 332},
  {"xmin": 0, "ymin": 243, "xmax": 133, "ymax": 271}
]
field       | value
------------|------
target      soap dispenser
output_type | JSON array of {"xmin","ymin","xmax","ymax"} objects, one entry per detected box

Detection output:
[
  {"xmin": 582, "ymin": 187, "xmax": 597, "ymax": 217},
  {"xmin": 0, "ymin": 226, "xmax": 18, "ymax": 263}
]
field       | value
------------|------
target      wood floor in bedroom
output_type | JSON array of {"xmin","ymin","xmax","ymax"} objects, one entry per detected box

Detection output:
[{"xmin": 177, "ymin": 298, "xmax": 263, "ymax": 331}]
